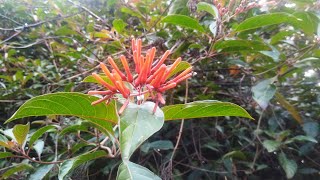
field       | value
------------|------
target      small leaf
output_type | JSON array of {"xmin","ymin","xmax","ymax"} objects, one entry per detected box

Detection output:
[
  {"xmin": 235, "ymin": 13, "xmax": 298, "ymax": 32},
  {"xmin": 58, "ymin": 150, "xmax": 107, "ymax": 180},
  {"xmin": 0, "ymin": 152, "xmax": 14, "ymax": 159},
  {"xmin": 59, "ymin": 124, "xmax": 88, "ymax": 136},
  {"xmin": 197, "ymin": 2, "xmax": 218, "ymax": 17},
  {"xmin": 82, "ymin": 73, "xmax": 113, "ymax": 85},
  {"xmin": 270, "ymin": 30, "xmax": 295, "ymax": 45},
  {"xmin": 252, "ymin": 77, "xmax": 277, "ymax": 110},
  {"xmin": 302, "ymin": 122, "xmax": 319, "ymax": 138},
  {"xmin": 29, "ymin": 125, "xmax": 57, "ymax": 147},
  {"xmin": 120, "ymin": 102, "xmax": 164, "ymax": 160},
  {"xmin": 34, "ymin": 140, "xmax": 45, "ymax": 158},
  {"xmin": 275, "ymin": 92, "xmax": 302, "ymax": 124},
  {"xmin": 2, "ymin": 164, "xmax": 34, "ymax": 179},
  {"xmin": 291, "ymin": 135, "xmax": 318, "ymax": 143},
  {"xmin": 162, "ymin": 101, "xmax": 253, "ymax": 121},
  {"xmin": 168, "ymin": 61, "xmax": 191, "ymax": 78},
  {"xmin": 278, "ymin": 152, "xmax": 297, "ymax": 179},
  {"xmin": 117, "ymin": 161, "xmax": 161, "ymax": 180},
  {"xmin": 214, "ymin": 40, "xmax": 270, "ymax": 52},
  {"xmin": 140, "ymin": 140, "xmax": 174, "ymax": 153},
  {"xmin": 28, "ymin": 164, "xmax": 55, "ymax": 180},
  {"xmin": 113, "ymin": 19, "xmax": 127, "ymax": 33},
  {"xmin": 6, "ymin": 93, "xmax": 118, "ymax": 128},
  {"xmin": 262, "ymin": 140, "xmax": 281, "ymax": 152},
  {"xmin": 13, "ymin": 123, "xmax": 30, "ymax": 146},
  {"xmin": 161, "ymin": 14, "xmax": 204, "ymax": 32},
  {"xmin": 223, "ymin": 151, "xmax": 246, "ymax": 160}
]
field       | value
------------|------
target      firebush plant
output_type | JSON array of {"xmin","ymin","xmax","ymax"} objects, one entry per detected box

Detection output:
[
  {"xmin": 1, "ymin": 38, "xmax": 252, "ymax": 179},
  {"xmin": 1, "ymin": 0, "xmax": 320, "ymax": 179}
]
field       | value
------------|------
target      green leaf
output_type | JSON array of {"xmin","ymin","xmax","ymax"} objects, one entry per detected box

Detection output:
[
  {"xmin": 140, "ymin": 140, "xmax": 174, "ymax": 153},
  {"xmin": 270, "ymin": 30, "xmax": 295, "ymax": 45},
  {"xmin": 119, "ymin": 102, "xmax": 164, "ymax": 160},
  {"xmin": 213, "ymin": 40, "xmax": 270, "ymax": 52},
  {"xmin": 113, "ymin": 19, "xmax": 127, "ymax": 33},
  {"xmin": 161, "ymin": 14, "xmax": 204, "ymax": 32},
  {"xmin": 292, "ymin": 12, "xmax": 319, "ymax": 35},
  {"xmin": 252, "ymin": 77, "xmax": 277, "ymax": 110},
  {"xmin": 291, "ymin": 135, "xmax": 318, "ymax": 143},
  {"xmin": 117, "ymin": 161, "xmax": 161, "ymax": 180},
  {"xmin": 28, "ymin": 164, "xmax": 55, "ymax": 180},
  {"xmin": 0, "ymin": 152, "xmax": 14, "ymax": 159},
  {"xmin": 302, "ymin": 122, "xmax": 319, "ymax": 138},
  {"xmin": 59, "ymin": 124, "xmax": 88, "ymax": 136},
  {"xmin": 275, "ymin": 92, "xmax": 302, "ymax": 124},
  {"xmin": 13, "ymin": 123, "xmax": 30, "ymax": 146},
  {"xmin": 235, "ymin": 13, "xmax": 298, "ymax": 32},
  {"xmin": 6, "ymin": 93, "xmax": 118, "ymax": 128},
  {"xmin": 278, "ymin": 152, "xmax": 297, "ymax": 179},
  {"xmin": 223, "ymin": 151, "xmax": 246, "ymax": 160},
  {"xmin": 82, "ymin": 73, "xmax": 113, "ymax": 85},
  {"xmin": 58, "ymin": 150, "xmax": 107, "ymax": 180},
  {"xmin": 29, "ymin": 125, "xmax": 57, "ymax": 147},
  {"xmin": 2, "ymin": 164, "xmax": 33, "ymax": 179},
  {"xmin": 162, "ymin": 101, "xmax": 253, "ymax": 121},
  {"xmin": 262, "ymin": 140, "xmax": 281, "ymax": 152},
  {"xmin": 168, "ymin": 61, "xmax": 191, "ymax": 78},
  {"xmin": 197, "ymin": 2, "xmax": 218, "ymax": 17}
]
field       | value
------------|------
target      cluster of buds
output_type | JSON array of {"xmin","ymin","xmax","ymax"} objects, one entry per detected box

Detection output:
[
  {"xmin": 213, "ymin": 0, "xmax": 228, "ymax": 16},
  {"xmin": 88, "ymin": 38, "xmax": 193, "ymax": 114}
]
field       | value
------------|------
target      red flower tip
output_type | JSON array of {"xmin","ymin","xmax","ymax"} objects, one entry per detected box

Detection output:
[{"xmin": 88, "ymin": 38, "xmax": 193, "ymax": 114}]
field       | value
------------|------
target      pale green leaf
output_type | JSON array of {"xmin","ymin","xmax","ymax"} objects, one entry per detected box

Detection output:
[
  {"xmin": 262, "ymin": 140, "xmax": 281, "ymax": 152},
  {"xmin": 162, "ymin": 101, "xmax": 253, "ymax": 121},
  {"xmin": 119, "ymin": 102, "xmax": 164, "ymax": 160},
  {"xmin": 252, "ymin": 77, "xmax": 277, "ymax": 110},
  {"xmin": 197, "ymin": 2, "xmax": 218, "ymax": 17},
  {"xmin": 117, "ymin": 161, "xmax": 161, "ymax": 180},
  {"xmin": 168, "ymin": 61, "xmax": 191, "ymax": 78},
  {"xmin": 34, "ymin": 140, "xmax": 44, "ymax": 158},
  {"xmin": 113, "ymin": 19, "xmax": 127, "ymax": 33},
  {"xmin": 278, "ymin": 152, "xmax": 297, "ymax": 179},
  {"xmin": 13, "ymin": 123, "xmax": 30, "ymax": 146}
]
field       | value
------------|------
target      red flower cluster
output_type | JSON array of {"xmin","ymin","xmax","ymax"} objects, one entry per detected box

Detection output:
[{"xmin": 88, "ymin": 38, "xmax": 193, "ymax": 114}]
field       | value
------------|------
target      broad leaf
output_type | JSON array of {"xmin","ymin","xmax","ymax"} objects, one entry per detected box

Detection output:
[
  {"xmin": 28, "ymin": 164, "xmax": 55, "ymax": 180},
  {"xmin": 213, "ymin": 40, "xmax": 270, "ymax": 52},
  {"xmin": 82, "ymin": 73, "xmax": 113, "ymax": 85},
  {"xmin": 270, "ymin": 30, "xmax": 295, "ymax": 45},
  {"xmin": 34, "ymin": 140, "xmax": 45, "ymax": 158},
  {"xmin": 119, "ymin": 102, "xmax": 164, "ymax": 160},
  {"xmin": 162, "ymin": 101, "xmax": 253, "ymax": 121},
  {"xmin": 117, "ymin": 161, "xmax": 161, "ymax": 180},
  {"xmin": 223, "ymin": 151, "xmax": 246, "ymax": 160},
  {"xmin": 252, "ymin": 77, "xmax": 277, "ymax": 110},
  {"xmin": 291, "ymin": 135, "xmax": 318, "ymax": 143},
  {"xmin": 197, "ymin": 2, "xmax": 218, "ymax": 18},
  {"xmin": 235, "ymin": 13, "xmax": 298, "ymax": 32},
  {"xmin": 29, "ymin": 125, "xmax": 57, "ymax": 147},
  {"xmin": 113, "ymin": 19, "xmax": 127, "ymax": 34},
  {"xmin": 13, "ymin": 123, "xmax": 30, "ymax": 146},
  {"xmin": 161, "ymin": 14, "xmax": 204, "ymax": 32},
  {"xmin": 6, "ymin": 93, "xmax": 117, "ymax": 133},
  {"xmin": 58, "ymin": 150, "xmax": 107, "ymax": 180},
  {"xmin": 278, "ymin": 152, "xmax": 297, "ymax": 179}
]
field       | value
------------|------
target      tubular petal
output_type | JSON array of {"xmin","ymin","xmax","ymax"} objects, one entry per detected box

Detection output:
[{"xmin": 92, "ymin": 73, "xmax": 117, "ymax": 92}]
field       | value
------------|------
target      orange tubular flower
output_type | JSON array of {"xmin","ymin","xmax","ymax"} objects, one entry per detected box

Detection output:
[{"xmin": 88, "ymin": 38, "xmax": 193, "ymax": 114}]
